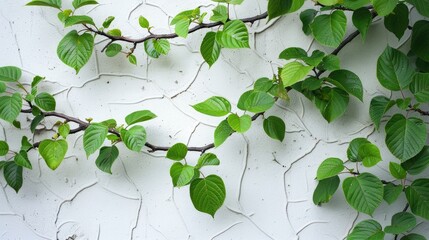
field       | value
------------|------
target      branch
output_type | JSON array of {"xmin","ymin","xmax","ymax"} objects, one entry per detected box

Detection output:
[{"xmin": 408, "ymin": 105, "xmax": 429, "ymax": 116}]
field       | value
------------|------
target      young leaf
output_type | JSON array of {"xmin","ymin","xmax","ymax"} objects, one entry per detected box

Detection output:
[
  {"xmin": 384, "ymin": 183, "xmax": 402, "ymax": 204},
  {"xmin": 153, "ymin": 39, "xmax": 170, "ymax": 55},
  {"xmin": 215, "ymin": 20, "xmax": 249, "ymax": 48},
  {"xmin": 310, "ymin": 11, "xmax": 347, "ymax": 48},
  {"xmin": 121, "ymin": 125, "xmax": 146, "ymax": 152},
  {"xmin": 328, "ymin": 70, "xmax": 363, "ymax": 101},
  {"xmin": 105, "ymin": 44, "xmax": 122, "ymax": 57},
  {"xmin": 347, "ymin": 219, "xmax": 385, "ymax": 240},
  {"xmin": 402, "ymin": 146, "xmax": 429, "ymax": 175},
  {"xmin": 35, "ymin": 92, "xmax": 56, "ymax": 111},
  {"xmin": 138, "ymin": 16, "xmax": 150, "ymax": 28},
  {"xmin": 369, "ymin": 96, "xmax": 395, "ymax": 130},
  {"xmin": 57, "ymin": 30, "xmax": 94, "ymax": 73},
  {"xmin": 376, "ymin": 46, "xmax": 415, "ymax": 91},
  {"xmin": 200, "ymin": 32, "xmax": 221, "ymax": 67},
  {"xmin": 214, "ymin": 119, "xmax": 234, "ymax": 147},
  {"xmin": 385, "ymin": 114, "xmax": 426, "ymax": 161},
  {"xmin": 384, "ymin": 212, "xmax": 416, "ymax": 234},
  {"xmin": 125, "ymin": 110, "xmax": 157, "ymax": 125},
  {"xmin": 58, "ymin": 123, "xmax": 70, "ymax": 139},
  {"xmin": 0, "ymin": 66, "xmax": 21, "ymax": 82},
  {"xmin": 384, "ymin": 3, "xmax": 409, "ymax": 40},
  {"xmin": 95, "ymin": 146, "xmax": 119, "ymax": 174},
  {"xmin": 190, "ymin": 175, "xmax": 226, "ymax": 217},
  {"xmin": 107, "ymin": 29, "xmax": 122, "ymax": 37},
  {"xmin": 192, "ymin": 96, "xmax": 231, "ymax": 117},
  {"xmin": 196, "ymin": 153, "xmax": 220, "ymax": 169},
  {"xmin": 64, "ymin": 15, "xmax": 95, "ymax": 27},
  {"xmin": 14, "ymin": 151, "xmax": 32, "ymax": 169},
  {"xmin": 405, "ymin": 179, "xmax": 429, "ymax": 220},
  {"xmin": 175, "ymin": 18, "xmax": 191, "ymax": 38},
  {"xmin": 371, "ymin": 0, "xmax": 399, "ymax": 16},
  {"xmin": 72, "ymin": 0, "xmax": 97, "ymax": 9},
  {"xmin": 38, "ymin": 139, "xmax": 68, "ymax": 170},
  {"xmin": 281, "ymin": 62, "xmax": 313, "ymax": 87},
  {"xmin": 267, "ymin": 0, "xmax": 292, "ymax": 20},
  {"xmin": 389, "ymin": 162, "xmax": 407, "ymax": 179},
  {"xmin": 102, "ymin": 16, "xmax": 115, "ymax": 28},
  {"xmin": 83, "ymin": 123, "xmax": 108, "ymax": 157},
  {"xmin": 352, "ymin": 7, "xmax": 372, "ymax": 41},
  {"xmin": 227, "ymin": 114, "xmax": 251, "ymax": 133},
  {"xmin": 0, "ymin": 93, "xmax": 22, "ymax": 123},
  {"xmin": 3, "ymin": 162, "xmax": 23, "ymax": 193},
  {"xmin": 313, "ymin": 175, "xmax": 340, "ymax": 205},
  {"xmin": 128, "ymin": 54, "xmax": 137, "ymax": 65},
  {"xmin": 0, "ymin": 141, "xmax": 9, "ymax": 156},
  {"xmin": 343, "ymin": 173, "xmax": 384, "ymax": 215},
  {"xmin": 166, "ymin": 143, "xmax": 188, "ymax": 161},
  {"xmin": 210, "ymin": 5, "xmax": 228, "ymax": 23},
  {"xmin": 170, "ymin": 162, "xmax": 195, "ymax": 187},
  {"xmin": 26, "ymin": 0, "xmax": 62, "ymax": 9},
  {"xmin": 317, "ymin": 158, "xmax": 344, "ymax": 180},
  {"xmin": 263, "ymin": 116, "xmax": 286, "ymax": 142}
]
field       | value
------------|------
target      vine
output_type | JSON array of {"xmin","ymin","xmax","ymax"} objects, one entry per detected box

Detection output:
[{"xmin": 0, "ymin": 0, "xmax": 428, "ymax": 238}]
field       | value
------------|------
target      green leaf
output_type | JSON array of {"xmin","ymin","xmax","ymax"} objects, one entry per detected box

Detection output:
[
  {"xmin": 278, "ymin": 47, "xmax": 307, "ymax": 60},
  {"xmin": 288, "ymin": 0, "xmax": 304, "ymax": 13},
  {"xmin": 83, "ymin": 123, "xmax": 108, "ymax": 157},
  {"xmin": 407, "ymin": 0, "xmax": 429, "ymax": 17},
  {"xmin": 200, "ymin": 32, "xmax": 221, "ymax": 67},
  {"xmin": 384, "ymin": 212, "xmax": 416, "ymax": 234},
  {"xmin": 38, "ymin": 139, "xmax": 68, "ymax": 170},
  {"xmin": 310, "ymin": 11, "xmax": 347, "ymax": 48},
  {"xmin": 343, "ymin": 0, "xmax": 370, "ymax": 10},
  {"xmin": 31, "ymin": 75, "xmax": 45, "ymax": 88},
  {"xmin": 14, "ymin": 151, "xmax": 32, "ymax": 169},
  {"xmin": 95, "ymin": 146, "xmax": 119, "ymax": 174},
  {"xmin": 138, "ymin": 16, "xmax": 150, "ymax": 28},
  {"xmin": 26, "ymin": 0, "xmax": 62, "ymax": 9},
  {"xmin": 121, "ymin": 125, "xmax": 146, "ymax": 152},
  {"xmin": 166, "ymin": 143, "xmax": 188, "ymax": 161},
  {"xmin": 34, "ymin": 92, "xmax": 55, "ymax": 111},
  {"xmin": 58, "ymin": 123, "xmax": 70, "ymax": 139},
  {"xmin": 153, "ymin": 39, "xmax": 170, "ymax": 55},
  {"xmin": 351, "ymin": 141, "xmax": 371, "ymax": 164},
  {"xmin": 21, "ymin": 136, "xmax": 32, "ymax": 152},
  {"xmin": 64, "ymin": 15, "xmax": 95, "ymax": 27},
  {"xmin": 57, "ymin": 30, "xmax": 94, "ymax": 73},
  {"xmin": 281, "ymin": 62, "xmax": 313, "ymax": 87},
  {"xmin": 316, "ymin": 87, "xmax": 349, "ymax": 123},
  {"xmin": 343, "ymin": 173, "xmax": 384, "ymax": 215},
  {"xmin": 359, "ymin": 143, "xmax": 382, "ymax": 167},
  {"xmin": 410, "ymin": 73, "xmax": 429, "ymax": 102},
  {"xmin": 125, "ymin": 110, "xmax": 156, "ymax": 125},
  {"xmin": 401, "ymin": 234, "xmax": 427, "ymax": 240},
  {"xmin": 214, "ymin": 119, "xmax": 234, "ymax": 147},
  {"xmin": 263, "ymin": 116, "xmax": 285, "ymax": 142},
  {"xmin": 369, "ymin": 96, "xmax": 395, "ymax": 130},
  {"xmin": 0, "ymin": 93, "xmax": 22, "ymax": 123},
  {"xmin": 102, "ymin": 16, "xmax": 115, "ymax": 28},
  {"xmin": 72, "ymin": 0, "xmax": 97, "ymax": 9},
  {"xmin": 144, "ymin": 40, "xmax": 160, "ymax": 58},
  {"xmin": 0, "ymin": 66, "xmax": 21, "ymax": 82},
  {"xmin": 170, "ymin": 9, "xmax": 195, "ymax": 25},
  {"xmin": 254, "ymin": 78, "xmax": 274, "ymax": 92},
  {"xmin": 328, "ymin": 70, "xmax": 363, "ymax": 101},
  {"xmin": 317, "ymin": 158, "xmax": 344, "ymax": 180},
  {"xmin": 175, "ymin": 18, "xmax": 190, "ymax": 38},
  {"xmin": 227, "ymin": 114, "xmax": 251, "ymax": 133},
  {"xmin": 241, "ymin": 91, "xmax": 275, "ymax": 113},
  {"xmin": 210, "ymin": 5, "xmax": 228, "ymax": 23},
  {"xmin": 267, "ymin": 0, "xmax": 292, "ymax": 20},
  {"xmin": 300, "ymin": 9, "xmax": 317, "ymax": 35},
  {"xmin": 402, "ymin": 146, "xmax": 429, "ymax": 175},
  {"xmin": 371, "ymin": 0, "xmax": 399, "ymax": 16},
  {"xmin": 318, "ymin": 55, "xmax": 341, "ymax": 71},
  {"xmin": 384, "ymin": 183, "xmax": 403, "ymax": 204},
  {"xmin": 105, "ymin": 44, "xmax": 122, "ymax": 57},
  {"xmin": 389, "ymin": 162, "xmax": 407, "ymax": 179},
  {"xmin": 30, "ymin": 115, "xmax": 44, "ymax": 133},
  {"xmin": 3, "ymin": 162, "xmax": 23, "ymax": 193},
  {"xmin": 0, "ymin": 141, "xmax": 9, "ymax": 156},
  {"xmin": 170, "ymin": 162, "xmax": 195, "ymax": 187},
  {"xmin": 196, "ymin": 153, "xmax": 220, "ymax": 169},
  {"xmin": 406, "ymin": 179, "xmax": 429, "ymax": 220},
  {"xmin": 216, "ymin": 20, "xmax": 249, "ymax": 48},
  {"xmin": 313, "ymin": 175, "xmax": 340, "ymax": 205},
  {"xmin": 377, "ymin": 46, "xmax": 415, "ymax": 91},
  {"xmin": 192, "ymin": 96, "xmax": 231, "ymax": 117},
  {"xmin": 190, "ymin": 175, "xmax": 226, "ymax": 217},
  {"xmin": 411, "ymin": 21, "xmax": 429, "ymax": 62},
  {"xmin": 347, "ymin": 219, "xmax": 385, "ymax": 240},
  {"xmin": 107, "ymin": 29, "xmax": 122, "ymax": 37},
  {"xmin": 128, "ymin": 54, "xmax": 137, "ymax": 65},
  {"xmin": 385, "ymin": 114, "xmax": 427, "ymax": 161},
  {"xmin": 352, "ymin": 7, "xmax": 372, "ymax": 41},
  {"xmin": 384, "ymin": 3, "xmax": 409, "ymax": 40}
]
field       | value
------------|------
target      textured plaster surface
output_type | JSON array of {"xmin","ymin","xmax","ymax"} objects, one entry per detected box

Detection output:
[{"xmin": 0, "ymin": 0, "xmax": 428, "ymax": 239}]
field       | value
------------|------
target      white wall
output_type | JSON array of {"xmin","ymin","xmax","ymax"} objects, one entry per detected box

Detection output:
[{"xmin": 0, "ymin": 0, "xmax": 427, "ymax": 239}]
